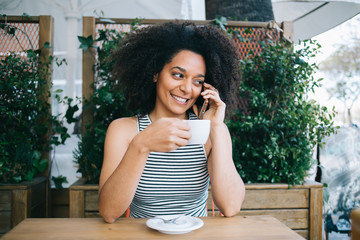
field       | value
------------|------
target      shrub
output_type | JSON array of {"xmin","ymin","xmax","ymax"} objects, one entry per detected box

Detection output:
[
  {"xmin": 74, "ymin": 22, "xmax": 140, "ymax": 183},
  {"xmin": 0, "ymin": 49, "xmax": 74, "ymax": 183},
  {"xmin": 227, "ymin": 40, "xmax": 338, "ymax": 185}
]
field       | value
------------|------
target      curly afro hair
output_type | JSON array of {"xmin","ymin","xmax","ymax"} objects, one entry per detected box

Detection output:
[{"xmin": 111, "ymin": 21, "xmax": 240, "ymax": 115}]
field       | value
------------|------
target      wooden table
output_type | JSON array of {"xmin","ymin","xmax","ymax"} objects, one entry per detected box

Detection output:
[{"xmin": 2, "ymin": 215, "xmax": 305, "ymax": 240}]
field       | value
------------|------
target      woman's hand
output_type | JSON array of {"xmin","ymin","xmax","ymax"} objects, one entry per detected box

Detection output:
[
  {"xmin": 136, "ymin": 118, "xmax": 191, "ymax": 153},
  {"xmin": 194, "ymin": 83, "xmax": 226, "ymax": 125}
]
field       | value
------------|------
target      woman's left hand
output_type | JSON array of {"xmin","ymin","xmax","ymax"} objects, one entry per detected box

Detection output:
[{"xmin": 194, "ymin": 82, "xmax": 226, "ymax": 125}]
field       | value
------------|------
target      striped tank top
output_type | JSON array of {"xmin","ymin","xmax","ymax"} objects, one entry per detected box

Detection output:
[{"xmin": 130, "ymin": 113, "xmax": 209, "ymax": 218}]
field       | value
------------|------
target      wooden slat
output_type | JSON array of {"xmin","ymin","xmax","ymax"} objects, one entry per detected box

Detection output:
[
  {"xmin": 238, "ymin": 209, "xmax": 308, "ymax": 229},
  {"xmin": 0, "ymin": 177, "xmax": 46, "ymax": 190},
  {"xmin": 51, "ymin": 189, "xmax": 69, "ymax": 205},
  {"xmin": 85, "ymin": 191, "xmax": 98, "ymax": 211},
  {"xmin": 69, "ymin": 190, "xmax": 84, "ymax": 218},
  {"xmin": 245, "ymin": 181, "xmax": 323, "ymax": 190},
  {"xmin": 52, "ymin": 206, "xmax": 69, "ymax": 218},
  {"xmin": 84, "ymin": 212, "xmax": 101, "ymax": 218},
  {"xmin": 30, "ymin": 202, "xmax": 46, "ymax": 218},
  {"xmin": 11, "ymin": 190, "xmax": 28, "ymax": 228},
  {"xmin": 0, "ymin": 191, "xmax": 11, "ymax": 211},
  {"xmin": 30, "ymin": 181, "xmax": 46, "ymax": 208},
  {"xmin": 0, "ymin": 212, "xmax": 11, "ymax": 234},
  {"xmin": 295, "ymin": 230, "xmax": 308, "ymax": 239},
  {"xmin": 309, "ymin": 187, "xmax": 322, "ymax": 240},
  {"xmin": 242, "ymin": 189, "xmax": 309, "ymax": 209}
]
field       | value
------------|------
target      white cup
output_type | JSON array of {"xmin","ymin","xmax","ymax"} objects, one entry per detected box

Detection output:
[{"xmin": 185, "ymin": 120, "xmax": 210, "ymax": 144}]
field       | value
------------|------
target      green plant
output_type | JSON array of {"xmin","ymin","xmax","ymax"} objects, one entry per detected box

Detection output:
[
  {"xmin": 74, "ymin": 19, "xmax": 141, "ymax": 183},
  {"xmin": 0, "ymin": 18, "xmax": 77, "ymax": 183},
  {"xmin": 227, "ymin": 39, "xmax": 338, "ymax": 185},
  {"xmin": 51, "ymin": 175, "xmax": 68, "ymax": 189}
]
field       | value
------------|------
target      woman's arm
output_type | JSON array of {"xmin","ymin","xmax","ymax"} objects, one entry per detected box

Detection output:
[
  {"xmin": 98, "ymin": 117, "xmax": 147, "ymax": 223},
  {"xmin": 200, "ymin": 83, "xmax": 245, "ymax": 217},
  {"xmin": 98, "ymin": 117, "xmax": 191, "ymax": 223},
  {"xmin": 207, "ymin": 122, "xmax": 245, "ymax": 217}
]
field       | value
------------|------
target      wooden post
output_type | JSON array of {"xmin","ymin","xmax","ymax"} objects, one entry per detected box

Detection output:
[
  {"xmin": 11, "ymin": 190, "xmax": 29, "ymax": 228},
  {"xmin": 309, "ymin": 186, "xmax": 323, "ymax": 240},
  {"xmin": 82, "ymin": 16, "xmax": 96, "ymax": 136},
  {"xmin": 38, "ymin": 15, "xmax": 54, "ymax": 174},
  {"xmin": 281, "ymin": 21, "xmax": 294, "ymax": 43},
  {"xmin": 39, "ymin": 15, "xmax": 54, "ymax": 219},
  {"xmin": 69, "ymin": 190, "xmax": 85, "ymax": 218}
]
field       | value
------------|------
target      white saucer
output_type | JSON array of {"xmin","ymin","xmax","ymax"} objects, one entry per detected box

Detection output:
[{"xmin": 146, "ymin": 215, "xmax": 204, "ymax": 234}]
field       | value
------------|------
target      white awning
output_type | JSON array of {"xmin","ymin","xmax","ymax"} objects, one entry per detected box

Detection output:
[{"xmin": 272, "ymin": 0, "xmax": 360, "ymax": 42}]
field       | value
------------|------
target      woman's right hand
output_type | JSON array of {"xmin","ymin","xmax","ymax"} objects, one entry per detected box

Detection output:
[{"xmin": 135, "ymin": 118, "xmax": 191, "ymax": 153}]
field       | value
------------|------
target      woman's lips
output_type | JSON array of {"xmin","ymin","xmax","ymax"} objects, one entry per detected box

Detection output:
[{"xmin": 171, "ymin": 93, "xmax": 189, "ymax": 104}]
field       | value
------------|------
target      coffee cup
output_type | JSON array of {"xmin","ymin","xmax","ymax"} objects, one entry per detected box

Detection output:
[{"xmin": 185, "ymin": 120, "xmax": 210, "ymax": 144}]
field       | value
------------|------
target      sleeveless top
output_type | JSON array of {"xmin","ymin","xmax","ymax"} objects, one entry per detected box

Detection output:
[{"xmin": 129, "ymin": 113, "xmax": 210, "ymax": 218}]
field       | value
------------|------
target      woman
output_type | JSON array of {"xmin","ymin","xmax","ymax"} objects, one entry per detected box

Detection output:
[{"xmin": 98, "ymin": 22, "xmax": 245, "ymax": 223}]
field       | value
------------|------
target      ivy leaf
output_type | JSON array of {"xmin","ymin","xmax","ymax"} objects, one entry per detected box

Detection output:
[
  {"xmin": 44, "ymin": 41, "xmax": 52, "ymax": 49},
  {"xmin": 33, "ymin": 158, "xmax": 48, "ymax": 173},
  {"xmin": 213, "ymin": 15, "xmax": 227, "ymax": 32},
  {"xmin": 65, "ymin": 104, "xmax": 79, "ymax": 123},
  {"xmin": 52, "ymin": 175, "xmax": 68, "ymax": 189},
  {"xmin": 24, "ymin": 170, "xmax": 35, "ymax": 181},
  {"xmin": 5, "ymin": 25, "xmax": 16, "ymax": 36},
  {"xmin": 12, "ymin": 176, "xmax": 22, "ymax": 183},
  {"xmin": 78, "ymin": 35, "xmax": 96, "ymax": 50},
  {"xmin": 244, "ymin": 27, "xmax": 252, "ymax": 34}
]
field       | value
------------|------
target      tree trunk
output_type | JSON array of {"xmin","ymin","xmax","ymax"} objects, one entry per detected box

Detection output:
[{"xmin": 205, "ymin": 0, "xmax": 274, "ymax": 22}]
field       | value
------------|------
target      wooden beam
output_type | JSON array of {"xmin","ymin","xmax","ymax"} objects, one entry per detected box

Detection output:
[
  {"xmin": 94, "ymin": 17, "xmax": 273, "ymax": 28},
  {"xmin": 281, "ymin": 21, "xmax": 294, "ymax": 43},
  {"xmin": 0, "ymin": 15, "xmax": 40, "ymax": 23},
  {"xmin": 82, "ymin": 16, "xmax": 96, "ymax": 136}
]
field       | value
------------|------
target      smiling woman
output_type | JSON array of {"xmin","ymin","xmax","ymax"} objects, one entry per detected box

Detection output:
[
  {"xmin": 153, "ymin": 50, "xmax": 205, "ymax": 118},
  {"xmin": 97, "ymin": 22, "xmax": 245, "ymax": 223}
]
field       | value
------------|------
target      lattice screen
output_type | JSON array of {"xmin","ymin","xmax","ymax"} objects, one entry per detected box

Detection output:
[
  {"xmin": 94, "ymin": 22, "xmax": 281, "ymax": 115},
  {"xmin": 0, "ymin": 22, "xmax": 39, "ymax": 54},
  {"xmin": 95, "ymin": 23, "xmax": 280, "ymax": 59}
]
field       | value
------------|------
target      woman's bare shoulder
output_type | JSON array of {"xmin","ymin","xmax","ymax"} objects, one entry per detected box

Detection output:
[{"xmin": 106, "ymin": 116, "xmax": 138, "ymax": 141}]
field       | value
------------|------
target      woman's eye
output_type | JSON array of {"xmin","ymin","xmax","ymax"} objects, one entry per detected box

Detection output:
[
  {"xmin": 194, "ymin": 80, "xmax": 204, "ymax": 86},
  {"xmin": 172, "ymin": 72, "xmax": 184, "ymax": 78}
]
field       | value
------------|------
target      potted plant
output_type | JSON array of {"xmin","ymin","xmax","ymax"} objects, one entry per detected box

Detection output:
[
  {"xmin": 0, "ymin": 16, "xmax": 76, "ymax": 235},
  {"xmin": 226, "ymin": 39, "xmax": 337, "ymax": 239}
]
